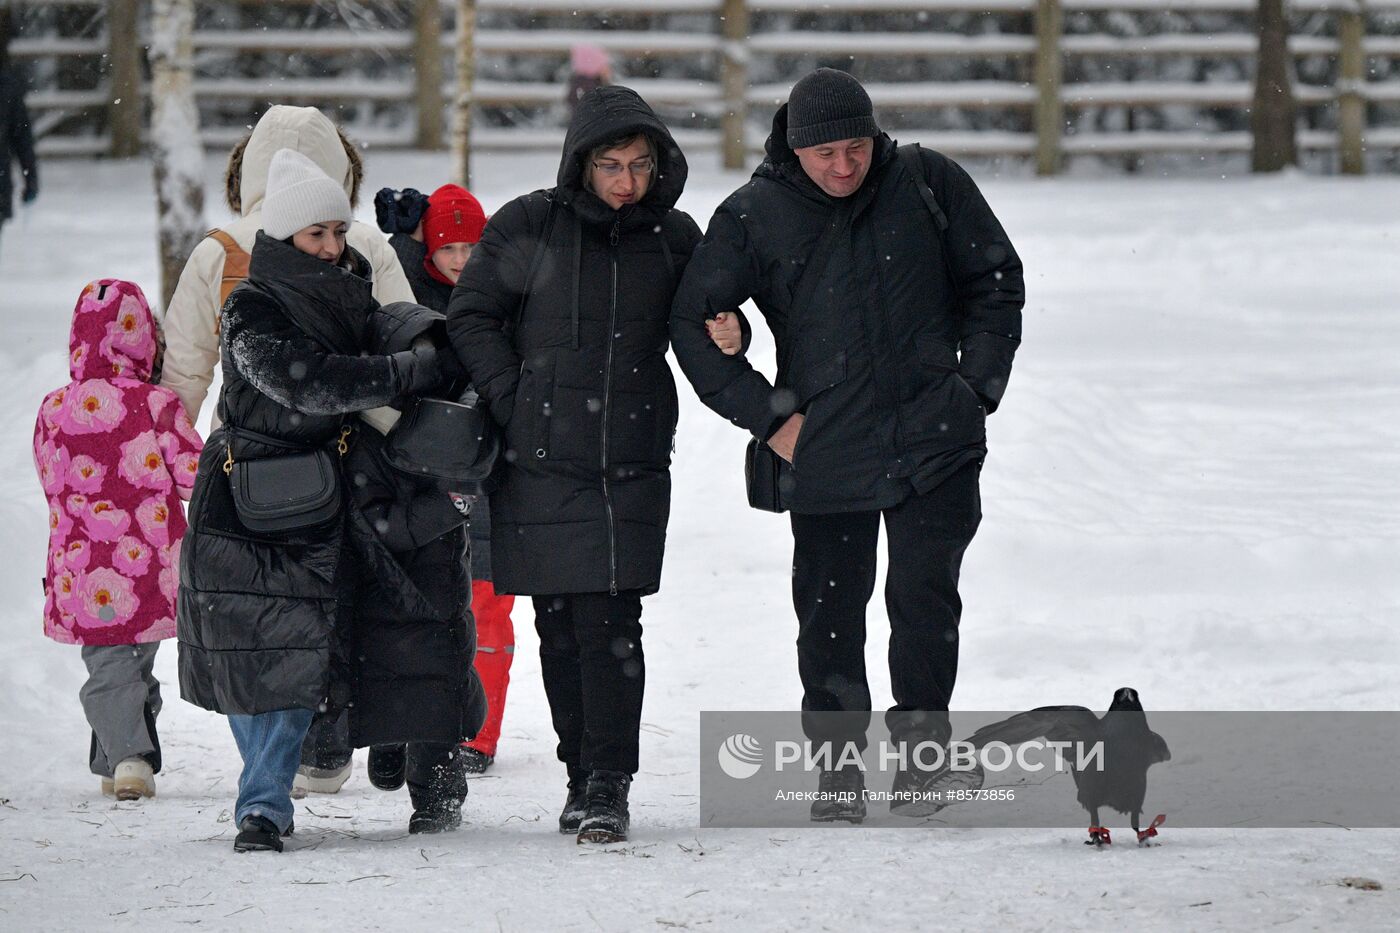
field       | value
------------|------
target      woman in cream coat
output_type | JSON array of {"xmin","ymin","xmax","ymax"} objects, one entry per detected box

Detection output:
[{"xmin": 161, "ymin": 104, "xmax": 415, "ymax": 797}]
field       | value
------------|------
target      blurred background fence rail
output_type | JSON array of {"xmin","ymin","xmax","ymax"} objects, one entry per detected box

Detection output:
[{"xmin": 9, "ymin": 0, "xmax": 1400, "ymax": 172}]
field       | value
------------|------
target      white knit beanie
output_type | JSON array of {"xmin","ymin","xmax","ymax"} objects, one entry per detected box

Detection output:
[{"xmin": 260, "ymin": 148, "xmax": 353, "ymax": 240}]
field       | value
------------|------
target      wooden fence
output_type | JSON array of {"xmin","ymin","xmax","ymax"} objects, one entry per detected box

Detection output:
[{"xmin": 9, "ymin": 0, "xmax": 1400, "ymax": 173}]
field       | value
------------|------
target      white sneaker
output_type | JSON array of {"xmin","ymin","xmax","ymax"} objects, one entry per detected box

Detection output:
[
  {"xmin": 291, "ymin": 761, "xmax": 352, "ymax": 799},
  {"xmin": 111, "ymin": 758, "xmax": 156, "ymax": 800}
]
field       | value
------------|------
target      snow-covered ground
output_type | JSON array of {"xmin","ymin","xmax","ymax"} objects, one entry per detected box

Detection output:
[{"xmin": 1, "ymin": 151, "xmax": 1397, "ymax": 930}]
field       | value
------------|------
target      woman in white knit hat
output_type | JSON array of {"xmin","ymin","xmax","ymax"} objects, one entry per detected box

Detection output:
[{"xmin": 176, "ymin": 149, "xmax": 471, "ymax": 852}]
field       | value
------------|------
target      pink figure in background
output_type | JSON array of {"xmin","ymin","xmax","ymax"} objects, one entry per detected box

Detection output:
[{"xmin": 567, "ymin": 43, "xmax": 613, "ymax": 118}]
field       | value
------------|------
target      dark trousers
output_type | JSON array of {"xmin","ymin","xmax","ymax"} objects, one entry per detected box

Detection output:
[
  {"xmin": 533, "ymin": 591, "xmax": 645, "ymax": 775},
  {"xmin": 406, "ymin": 742, "xmax": 466, "ymax": 812},
  {"xmin": 300, "ymin": 709, "xmax": 352, "ymax": 771},
  {"xmin": 790, "ymin": 462, "xmax": 981, "ymax": 754}
]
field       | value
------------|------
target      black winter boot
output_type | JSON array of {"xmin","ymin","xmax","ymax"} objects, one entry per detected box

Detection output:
[
  {"xmin": 368, "ymin": 744, "xmax": 407, "ymax": 791},
  {"xmin": 233, "ymin": 815, "xmax": 284, "ymax": 853},
  {"xmin": 558, "ymin": 767, "xmax": 589, "ymax": 835},
  {"xmin": 889, "ymin": 759, "xmax": 984, "ymax": 818},
  {"xmin": 460, "ymin": 747, "xmax": 494, "ymax": 774},
  {"xmin": 409, "ymin": 806, "xmax": 463, "ymax": 834},
  {"xmin": 810, "ymin": 768, "xmax": 867, "ymax": 824},
  {"xmin": 576, "ymin": 770, "xmax": 631, "ymax": 844}
]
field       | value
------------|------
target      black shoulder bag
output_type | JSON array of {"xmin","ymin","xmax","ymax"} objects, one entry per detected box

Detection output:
[
  {"xmin": 745, "ymin": 201, "xmax": 851, "ymax": 513},
  {"xmin": 223, "ymin": 424, "xmax": 350, "ymax": 534}
]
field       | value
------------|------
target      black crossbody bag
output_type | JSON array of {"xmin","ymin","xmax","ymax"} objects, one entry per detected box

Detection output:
[
  {"xmin": 223, "ymin": 424, "xmax": 350, "ymax": 534},
  {"xmin": 745, "ymin": 201, "xmax": 851, "ymax": 513}
]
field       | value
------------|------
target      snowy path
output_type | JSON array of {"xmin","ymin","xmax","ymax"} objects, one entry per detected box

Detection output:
[{"xmin": 1, "ymin": 154, "xmax": 1397, "ymax": 930}]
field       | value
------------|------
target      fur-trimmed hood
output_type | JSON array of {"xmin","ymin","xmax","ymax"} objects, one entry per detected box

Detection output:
[{"xmin": 224, "ymin": 105, "xmax": 362, "ymax": 217}]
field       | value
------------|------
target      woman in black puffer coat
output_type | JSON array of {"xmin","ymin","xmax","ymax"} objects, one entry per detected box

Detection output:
[
  {"xmin": 177, "ymin": 148, "xmax": 475, "ymax": 851},
  {"xmin": 447, "ymin": 87, "xmax": 712, "ymax": 844}
]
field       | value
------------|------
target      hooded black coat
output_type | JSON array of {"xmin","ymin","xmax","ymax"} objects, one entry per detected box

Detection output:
[
  {"xmin": 178, "ymin": 234, "xmax": 449, "ymax": 718},
  {"xmin": 0, "ymin": 63, "xmax": 37, "ymax": 223},
  {"xmin": 671, "ymin": 107, "xmax": 1025, "ymax": 513},
  {"xmin": 446, "ymin": 86, "xmax": 701, "ymax": 596}
]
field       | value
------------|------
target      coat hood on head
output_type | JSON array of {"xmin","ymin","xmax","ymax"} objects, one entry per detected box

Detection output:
[
  {"xmin": 556, "ymin": 85, "xmax": 687, "ymax": 224},
  {"xmin": 763, "ymin": 103, "xmax": 802, "ymax": 166},
  {"xmin": 233, "ymin": 106, "xmax": 354, "ymax": 218},
  {"xmin": 68, "ymin": 279, "xmax": 158, "ymax": 381}
]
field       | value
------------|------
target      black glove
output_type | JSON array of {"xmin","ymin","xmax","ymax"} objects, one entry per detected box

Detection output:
[
  {"xmin": 373, "ymin": 187, "xmax": 429, "ymax": 235},
  {"xmin": 22, "ymin": 181, "xmax": 38, "ymax": 204},
  {"xmin": 390, "ymin": 345, "xmax": 443, "ymax": 395},
  {"xmin": 436, "ymin": 346, "xmax": 467, "ymax": 388}
]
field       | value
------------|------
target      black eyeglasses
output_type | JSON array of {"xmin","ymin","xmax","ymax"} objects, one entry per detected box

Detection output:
[{"xmin": 591, "ymin": 157, "xmax": 656, "ymax": 178}]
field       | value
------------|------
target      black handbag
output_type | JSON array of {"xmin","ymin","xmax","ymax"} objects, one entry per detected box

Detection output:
[
  {"xmin": 744, "ymin": 201, "xmax": 852, "ymax": 514},
  {"xmin": 383, "ymin": 389, "xmax": 500, "ymax": 484},
  {"xmin": 745, "ymin": 437, "xmax": 788, "ymax": 513},
  {"xmin": 224, "ymin": 426, "xmax": 347, "ymax": 534}
]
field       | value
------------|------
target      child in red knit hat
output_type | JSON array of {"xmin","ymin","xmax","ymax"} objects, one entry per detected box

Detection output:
[{"xmin": 422, "ymin": 184, "xmax": 487, "ymax": 287}]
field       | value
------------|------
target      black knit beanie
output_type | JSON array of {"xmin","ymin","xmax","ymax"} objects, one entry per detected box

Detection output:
[{"xmin": 786, "ymin": 68, "xmax": 879, "ymax": 150}]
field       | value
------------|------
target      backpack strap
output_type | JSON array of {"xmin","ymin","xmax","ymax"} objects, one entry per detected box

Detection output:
[
  {"xmin": 207, "ymin": 228, "xmax": 251, "ymax": 333},
  {"xmin": 511, "ymin": 196, "xmax": 559, "ymax": 335},
  {"xmin": 780, "ymin": 199, "xmax": 852, "ymax": 380},
  {"xmin": 896, "ymin": 143, "xmax": 961, "ymax": 305},
  {"xmin": 896, "ymin": 144, "xmax": 949, "ymax": 232}
]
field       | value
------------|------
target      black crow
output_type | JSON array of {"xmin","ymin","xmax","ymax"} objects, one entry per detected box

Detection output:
[{"xmin": 965, "ymin": 687, "xmax": 1170, "ymax": 846}]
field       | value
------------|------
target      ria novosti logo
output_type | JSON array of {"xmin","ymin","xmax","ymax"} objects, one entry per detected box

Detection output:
[
  {"xmin": 716, "ymin": 734, "xmax": 1107, "ymax": 778},
  {"xmin": 717, "ymin": 733, "xmax": 765, "ymax": 779}
]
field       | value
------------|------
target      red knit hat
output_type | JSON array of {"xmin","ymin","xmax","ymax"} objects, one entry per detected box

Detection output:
[{"xmin": 422, "ymin": 184, "xmax": 486, "ymax": 284}]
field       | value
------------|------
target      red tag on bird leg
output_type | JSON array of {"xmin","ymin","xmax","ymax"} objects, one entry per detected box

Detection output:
[{"xmin": 1137, "ymin": 813, "xmax": 1166, "ymax": 842}]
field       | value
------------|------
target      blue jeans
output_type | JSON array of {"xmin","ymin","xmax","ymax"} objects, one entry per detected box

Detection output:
[{"xmin": 228, "ymin": 709, "xmax": 314, "ymax": 833}]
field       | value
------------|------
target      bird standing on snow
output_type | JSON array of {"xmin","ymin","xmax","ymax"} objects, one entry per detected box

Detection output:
[{"xmin": 966, "ymin": 687, "xmax": 1170, "ymax": 846}]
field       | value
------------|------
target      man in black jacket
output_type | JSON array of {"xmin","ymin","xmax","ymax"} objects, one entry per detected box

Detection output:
[
  {"xmin": 0, "ymin": 12, "xmax": 39, "ymax": 252},
  {"xmin": 670, "ymin": 69, "xmax": 1025, "ymax": 822}
]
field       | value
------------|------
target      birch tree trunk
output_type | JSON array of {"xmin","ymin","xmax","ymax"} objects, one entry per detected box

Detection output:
[
  {"xmin": 1250, "ymin": 0, "xmax": 1298, "ymax": 172},
  {"xmin": 450, "ymin": 0, "xmax": 477, "ymax": 187},
  {"xmin": 149, "ymin": 0, "xmax": 207, "ymax": 313},
  {"xmin": 414, "ymin": 0, "xmax": 446, "ymax": 150}
]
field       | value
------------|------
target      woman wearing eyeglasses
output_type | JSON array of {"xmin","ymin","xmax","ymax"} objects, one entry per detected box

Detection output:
[{"xmin": 447, "ymin": 86, "xmax": 741, "ymax": 844}]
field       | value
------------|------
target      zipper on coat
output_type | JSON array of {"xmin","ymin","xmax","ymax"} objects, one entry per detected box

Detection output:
[{"xmin": 600, "ymin": 220, "xmax": 621, "ymax": 595}]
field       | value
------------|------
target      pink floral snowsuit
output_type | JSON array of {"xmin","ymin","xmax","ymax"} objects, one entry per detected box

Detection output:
[{"xmin": 34, "ymin": 279, "xmax": 203, "ymax": 646}]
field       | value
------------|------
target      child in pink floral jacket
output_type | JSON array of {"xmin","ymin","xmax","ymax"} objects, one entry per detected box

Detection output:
[{"xmin": 33, "ymin": 279, "xmax": 203, "ymax": 801}]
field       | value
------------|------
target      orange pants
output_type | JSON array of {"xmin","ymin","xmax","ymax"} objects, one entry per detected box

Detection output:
[{"xmin": 464, "ymin": 580, "xmax": 515, "ymax": 758}]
